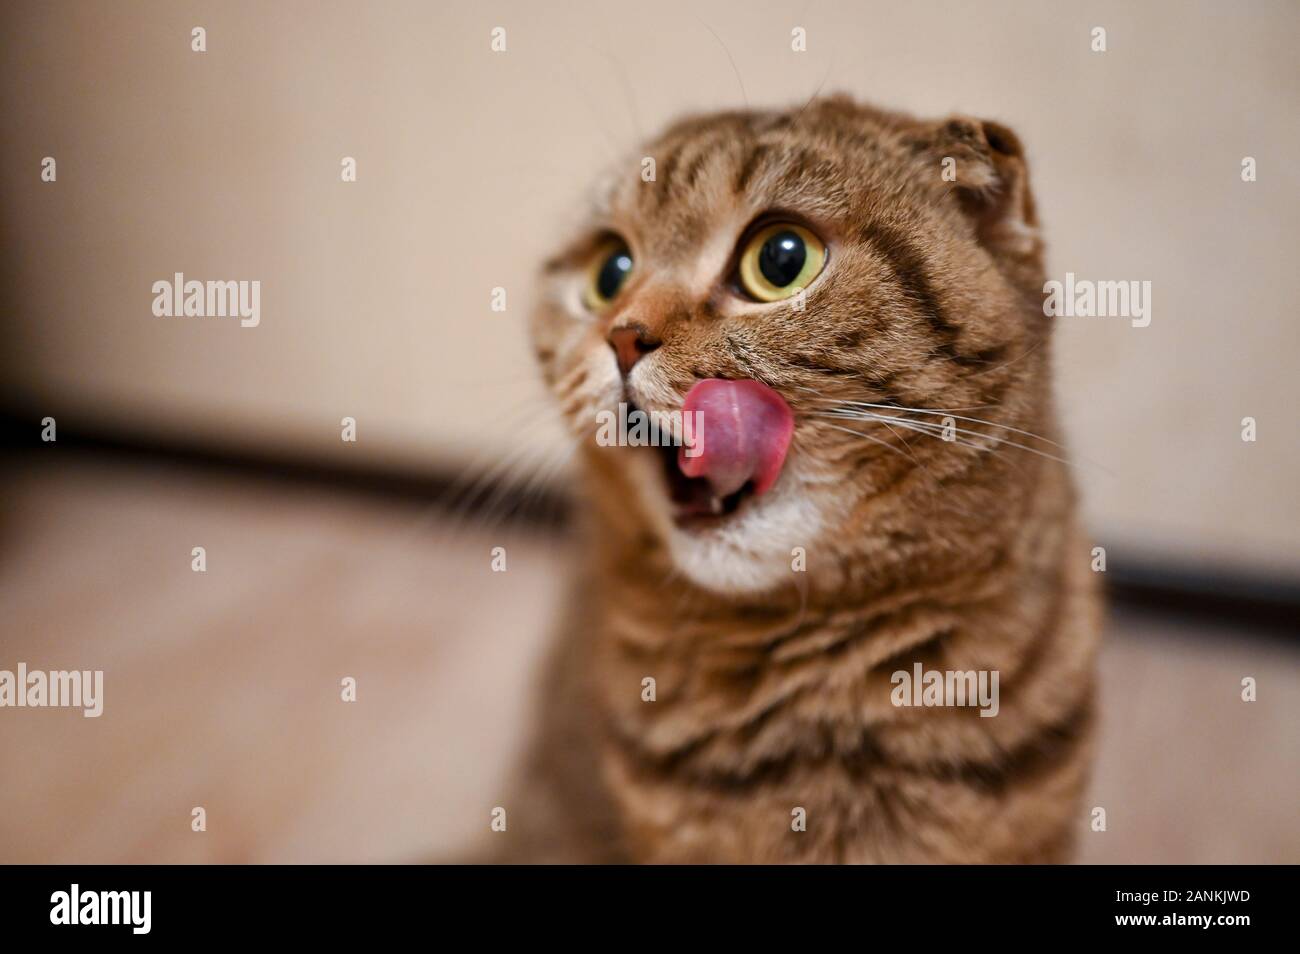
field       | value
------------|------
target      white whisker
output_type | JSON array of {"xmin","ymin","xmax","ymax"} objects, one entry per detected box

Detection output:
[
  {"xmin": 811, "ymin": 409, "xmax": 1090, "ymax": 471},
  {"xmin": 811, "ymin": 397, "xmax": 1064, "ymax": 449}
]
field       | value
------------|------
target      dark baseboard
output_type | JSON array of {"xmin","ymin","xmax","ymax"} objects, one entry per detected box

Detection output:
[
  {"xmin": 1, "ymin": 408, "xmax": 572, "ymax": 529},
  {"xmin": 1104, "ymin": 562, "xmax": 1298, "ymax": 634}
]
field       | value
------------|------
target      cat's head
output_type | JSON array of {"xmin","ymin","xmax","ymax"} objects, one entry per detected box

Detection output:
[{"xmin": 530, "ymin": 96, "xmax": 1052, "ymax": 596}]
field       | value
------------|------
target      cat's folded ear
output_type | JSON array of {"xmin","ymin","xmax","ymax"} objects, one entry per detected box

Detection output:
[{"xmin": 918, "ymin": 117, "xmax": 1040, "ymax": 260}]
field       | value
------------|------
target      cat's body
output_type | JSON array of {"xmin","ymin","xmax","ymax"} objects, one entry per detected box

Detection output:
[{"xmin": 500, "ymin": 97, "xmax": 1101, "ymax": 863}]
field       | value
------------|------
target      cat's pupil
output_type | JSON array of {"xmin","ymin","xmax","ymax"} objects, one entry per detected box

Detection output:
[
  {"xmin": 758, "ymin": 231, "xmax": 806, "ymax": 287},
  {"xmin": 597, "ymin": 248, "xmax": 633, "ymax": 300}
]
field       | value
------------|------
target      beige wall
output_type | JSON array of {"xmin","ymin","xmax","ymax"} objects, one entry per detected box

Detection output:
[{"xmin": 2, "ymin": 0, "xmax": 1297, "ymax": 572}]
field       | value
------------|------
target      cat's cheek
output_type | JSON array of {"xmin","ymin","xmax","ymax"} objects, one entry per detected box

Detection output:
[
  {"xmin": 552, "ymin": 344, "xmax": 624, "ymax": 441},
  {"xmin": 621, "ymin": 451, "xmax": 681, "ymax": 540}
]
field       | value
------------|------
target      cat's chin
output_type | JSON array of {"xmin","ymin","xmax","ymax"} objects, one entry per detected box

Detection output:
[
  {"xmin": 622, "ymin": 447, "xmax": 821, "ymax": 595},
  {"xmin": 663, "ymin": 489, "xmax": 822, "ymax": 595}
]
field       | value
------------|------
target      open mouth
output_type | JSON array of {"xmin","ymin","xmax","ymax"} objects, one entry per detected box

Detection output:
[
  {"xmin": 639, "ymin": 378, "xmax": 795, "ymax": 530},
  {"xmin": 657, "ymin": 443, "xmax": 754, "ymax": 526}
]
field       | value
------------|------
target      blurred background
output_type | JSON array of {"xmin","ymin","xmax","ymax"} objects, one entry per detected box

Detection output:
[{"xmin": 1, "ymin": 0, "xmax": 1296, "ymax": 863}]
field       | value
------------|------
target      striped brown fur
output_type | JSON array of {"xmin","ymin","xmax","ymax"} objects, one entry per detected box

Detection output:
[{"xmin": 496, "ymin": 96, "xmax": 1101, "ymax": 864}]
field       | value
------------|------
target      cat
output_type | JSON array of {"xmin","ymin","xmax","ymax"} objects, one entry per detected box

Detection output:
[{"xmin": 493, "ymin": 95, "xmax": 1102, "ymax": 863}]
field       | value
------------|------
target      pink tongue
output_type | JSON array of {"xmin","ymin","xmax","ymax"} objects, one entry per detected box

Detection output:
[{"xmin": 677, "ymin": 379, "xmax": 794, "ymax": 499}]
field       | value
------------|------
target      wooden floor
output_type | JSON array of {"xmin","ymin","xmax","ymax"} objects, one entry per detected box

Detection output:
[{"xmin": 1, "ymin": 450, "xmax": 1296, "ymax": 863}]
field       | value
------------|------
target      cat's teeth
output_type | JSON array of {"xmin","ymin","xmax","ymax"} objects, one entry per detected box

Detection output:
[{"xmin": 709, "ymin": 496, "xmax": 724, "ymax": 515}]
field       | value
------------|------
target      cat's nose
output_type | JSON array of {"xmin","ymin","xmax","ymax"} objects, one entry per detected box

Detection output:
[{"xmin": 608, "ymin": 324, "xmax": 661, "ymax": 376}]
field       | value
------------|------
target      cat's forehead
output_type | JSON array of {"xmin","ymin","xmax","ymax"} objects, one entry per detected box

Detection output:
[
  {"xmin": 584, "ymin": 102, "xmax": 920, "ymax": 260},
  {"xmin": 586, "ymin": 125, "xmax": 758, "ymax": 254}
]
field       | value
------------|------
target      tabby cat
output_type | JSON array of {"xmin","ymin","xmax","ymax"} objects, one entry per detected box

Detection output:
[{"xmin": 500, "ymin": 95, "xmax": 1101, "ymax": 863}]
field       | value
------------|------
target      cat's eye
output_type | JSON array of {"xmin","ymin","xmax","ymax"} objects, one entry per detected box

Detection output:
[
  {"xmin": 736, "ymin": 223, "xmax": 826, "ymax": 302},
  {"xmin": 584, "ymin": 241, "xmax": 634, "ymax": 311}
]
